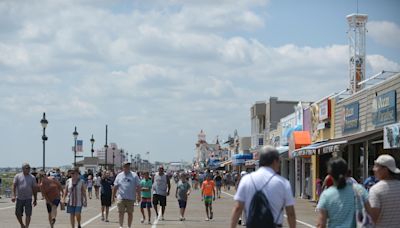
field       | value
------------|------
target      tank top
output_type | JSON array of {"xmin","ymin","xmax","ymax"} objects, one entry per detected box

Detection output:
[{"xmin": 66, "ymin": 178, "xmax": 83, "ymax": 206}]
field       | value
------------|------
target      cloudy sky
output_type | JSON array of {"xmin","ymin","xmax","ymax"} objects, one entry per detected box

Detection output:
[{"xmin": 1, "ymin": 0, "xmax": 399, "ymax": 168}]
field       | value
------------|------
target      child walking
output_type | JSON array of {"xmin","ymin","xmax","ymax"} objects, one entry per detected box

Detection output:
[{"xmin": 175, "ymin": 173, "xmax": 191, "ymax": 221}]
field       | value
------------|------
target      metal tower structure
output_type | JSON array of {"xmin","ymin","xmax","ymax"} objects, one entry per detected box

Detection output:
[{"xmin": 347, "ymin": 13, "xmax": 368, "ymax": 94}]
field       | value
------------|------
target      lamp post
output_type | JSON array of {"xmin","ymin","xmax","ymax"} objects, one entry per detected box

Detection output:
[
  {"xmin": 40, "ymin": 113, "xmax": 48, "ymax": 171},
  {"xmin": 90, "ymin": 135, "xmax": 95, "ymax": 157},
  {"xmin": 112, "ymin": 147, "xmax": 116, "ymax": 171},
  {"xmin": 119, "ymin": 149, "xmax": 124, "ymax": 169},
  {"xmin": 104, "ymin": 125, "xmax": 108, "ymax": 170},
  {"xmin": 73, "ymin": 126, "xmax": 78, "ymax": 167},
  {"xmin": 130, "ymin": 154, "xmax": 133, "ymax": 169}
]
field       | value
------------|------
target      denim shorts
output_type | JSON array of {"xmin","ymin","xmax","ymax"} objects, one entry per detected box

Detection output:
[{"xmin": 67, "ymin": 206, "xmax": 82, "ymax": 214}]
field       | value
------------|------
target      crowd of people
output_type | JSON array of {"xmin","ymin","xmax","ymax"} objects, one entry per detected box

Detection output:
[{"xmin": 8, "ymin": 147, "xmax": 400, "ymax": 228}]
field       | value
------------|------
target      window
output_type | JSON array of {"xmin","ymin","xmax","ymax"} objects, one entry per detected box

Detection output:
[{"xmin": 258, "ymin": 138, "xmax": 264, "ymax": 146}]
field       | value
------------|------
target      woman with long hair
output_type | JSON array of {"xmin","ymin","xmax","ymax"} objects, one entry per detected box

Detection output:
[{"xmin": 316, "ymin": 158, "xmax": 368, "ymax": 228}]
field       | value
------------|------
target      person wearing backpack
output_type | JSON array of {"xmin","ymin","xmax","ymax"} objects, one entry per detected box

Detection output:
[{"xmin": 231, "ymin": 146, "xmax": 296, "ymax": 228}]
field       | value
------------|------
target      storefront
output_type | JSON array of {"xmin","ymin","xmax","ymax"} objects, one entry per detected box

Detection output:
[
  {"xmin": 232, "ymin": 153, "xmax": 253, "ymax": 172},
  {"xmin": 333, "ymin": 73, "xmax": 400, "ymax": 181},
  {"xmin": 289, "ymin": 131, "xmax": 311, "ymax": 197}
]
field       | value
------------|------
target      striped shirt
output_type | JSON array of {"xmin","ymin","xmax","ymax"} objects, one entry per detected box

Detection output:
[
  {"xmin": 66, "ymin": 178, "xmax": 84, "ymax": 207},
  {"xmin": 369, "ymin": 179, "xmax": 400, "ymax": 228}
]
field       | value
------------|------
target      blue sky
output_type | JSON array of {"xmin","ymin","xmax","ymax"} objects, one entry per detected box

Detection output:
[{"xmin": 0, "ymin": 0, "xmax": 399, "ymax": 168}]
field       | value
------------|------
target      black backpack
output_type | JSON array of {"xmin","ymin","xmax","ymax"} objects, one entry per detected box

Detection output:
[{"xmin": 246, "ymin": 174, "xmax": 278, "ymax": 228}]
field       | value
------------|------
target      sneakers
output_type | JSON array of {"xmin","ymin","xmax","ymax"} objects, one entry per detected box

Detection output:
[
  {"xmin": 148, "ymin": 220, "xmax": 152, "ymax": 224},
  {"xmin": 210, "ymin": 211, "xmax": 213, "ymax": 220},
  {"xmin": 141, "ymin": 218, "xmax": 144, "ymax": 223},
  {"xmin": 205, "ymin": 217, "xmax": 209, "ymax": 221},
  {"xmin": 105, "ymin": 219, "xmax": 109, "ymax": 222},
  {"xmin": 101, "ymin": 216, "xmax": 105, "ymax": 221},
  {"xmin": 161, "ymin": 216, "xmax": 165, "ymax": 221}
]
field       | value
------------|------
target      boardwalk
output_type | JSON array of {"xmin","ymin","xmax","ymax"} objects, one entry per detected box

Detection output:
[{"xmin": 0, "ymin": 183, "xmax": 317, "ymax": 228}]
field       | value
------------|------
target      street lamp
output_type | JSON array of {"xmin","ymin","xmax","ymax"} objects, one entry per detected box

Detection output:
[
  {"xmin": 90, "ymin": 135, "xmax": 95, "ymax": 157},
  {"xmin": 73, "ymin": 126, "xmax": 79, "ymax": 167},
  {"xmin": 112, "ymin": 147, "xmax": 116, "ymax": 171},
  {"xmin": 104, "ymin": 124, "xmax": 108, "ymax": 170},
  {"xmin": 104, "ymin": 144, "xmax": 108, "ymax": 170},
  {"xmin": 120, "ymin": 149, "xmax": 124, "ymax": 169},
  {"xmin": 40, "ymin": 113, "xmax": 48, "ymax": 171}
]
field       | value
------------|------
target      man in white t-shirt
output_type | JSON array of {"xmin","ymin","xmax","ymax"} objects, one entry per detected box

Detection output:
[{"xmin": 230, "ymin": 146, "xmax": 296, "ymax": 228}]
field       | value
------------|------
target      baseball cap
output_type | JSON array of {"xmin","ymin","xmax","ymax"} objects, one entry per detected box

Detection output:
[
  {"xmin": 240, "ymin": 171, "xmax": 247, "ymax": 176},
  {"xmin": 122, "ymin": 161, "xmax": 131, "ymax": 166},
  {"xmin": 375, "ymin": 154, "xmax": 400, "ymax": 174}
]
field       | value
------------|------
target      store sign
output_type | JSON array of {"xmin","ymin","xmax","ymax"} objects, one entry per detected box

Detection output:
[
  {"xmin": 372, "ymin": 90, "xmax": 397, "ymax": 126},
  {"xmin": 343, "ymin": 102, "xmax": 359, "ymax": 132},
  {"xmin": 319, "ymin": 99, "xmax": 330, "ymax": 121},
  {"xmin": 384, "ymin": 123, "xmax": 400, "ymax": 149}
]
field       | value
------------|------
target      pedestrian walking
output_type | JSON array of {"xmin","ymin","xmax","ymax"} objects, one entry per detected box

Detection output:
[
  {"xmin": 201, "ymin": 173, "xmax": 215, "ymax": 221},
  {"xmin": 152, "ymin": 166, "xmax": 170, "ymax": 221},
  {"xmin": 230, "ymin": 146, "xmax": 296, "ymax": 228},
  {"xmin": 175, "ymin": 173, "xmax": 191, "ymax": 221},
  {"xmin": 38, "ymin": 171, "xmax": 64, "ymax": 228},
  {"xmin": 316, "ymin": 157, "xmax": 368, "ymax": 228},
  {"xmin": 93, "ymin": 173, "xmax": 101, "ymax": 199},
  {"xmin": 140, "ymin": 171, "xmax": 153, "ymax": 224},
  {"xmin": 87, "ymin": 175, "xmax": 93, "ymax": 199},
  {"xmin": 12, "ymin": 163, "xmax": 38, "ymax": 228},
  {"xmin": 63, "ymin": 167, "xmax": 87, "ymax": 228},
  {"xmin": 367, "ymin": 154, "xmax": 400, "ymax": 227},
  {"xmin": 112, "ymin": 161, "xmax": 141, "ymax": 228},
  {"xmin": 100, "ymin": 171, "xmax": 113, "ymax": 222},
  {"xmin": 0, "ymin": 176, "xmax": 2, "ymax": 199},
  {"xmin": 214, "ymin": 172, "xmax": 222, "ymax": 198}
]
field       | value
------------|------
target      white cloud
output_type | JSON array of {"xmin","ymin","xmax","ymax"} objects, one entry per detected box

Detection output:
[
  {"xmin": 368, "ymin": 21, "xmax": 400, "ymax": 48},
  {"xmin": 367, "ymin": 54, "xmax": 400, "ymax": 73},
  {"xmin": 0, "ymin": 0, "xmax": 399, "ymax": 167}
]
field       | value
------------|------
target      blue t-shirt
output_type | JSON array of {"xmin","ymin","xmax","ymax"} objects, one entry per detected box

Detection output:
[
  {"xmin": 114, "ymin": 171, "xmax": 140, "ymax": 201},
  {"xmin": 317, "ymin": 183, "xmax": 368, "ymax": 228}
]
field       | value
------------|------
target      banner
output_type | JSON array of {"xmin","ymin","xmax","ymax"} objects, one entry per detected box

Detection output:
[
  {"xmin": 384, "ymin": 123, "xmax": 400, "ymax": 149},
  {"xmin": 72, "ymin": 140, "xmax": 83, "ymax": 152}
]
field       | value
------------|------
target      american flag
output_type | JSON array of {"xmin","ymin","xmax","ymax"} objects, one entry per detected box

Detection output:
[{"xmin": 72, "ymin": 140, "xmax": 83, "ymax": 152}]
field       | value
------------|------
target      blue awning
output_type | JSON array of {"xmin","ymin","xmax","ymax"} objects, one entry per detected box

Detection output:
[{"xmin": 285, "ymin": 125, "xmax": 303, "ymax": 138}]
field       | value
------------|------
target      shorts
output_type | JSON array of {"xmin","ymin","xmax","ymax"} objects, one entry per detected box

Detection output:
[
  {"xmin": 101, "ymin": 194, "xmax": 112, "ymax": 207},
  {"xmin": 216, "ymin": 181, "xmax": 222, "ymax": 187},
  {"xmin": 67, "ymin": 206, "xmax": 82, "ymax": 214},
  {"xmin": 117, "ymin": 199, "xmax": 134, "ymax": 213},
  {"xmin": 87, "ymin": 187, "xmax": 93, "ymax": 192},
  {"xmin": 178, "ymin": 200, "xmax": 187, "ymax": 208},
  {"xmin": 152, "ymin": 194, "xmax": 167, "ymax": 207},
  {"xmin": 204, "ymin": 196, "xmax": 213, "ymax": 205},
  {"xmin": 46, "ymin": 199, "xmax": 60, "ymax": 213},
  {"xmin": 15, "ymin": 199, "xmax": 32, "ymax": 217},
  {"xmin": 140, "ymin": 198, "xmax": 152, "ymax": 208}
]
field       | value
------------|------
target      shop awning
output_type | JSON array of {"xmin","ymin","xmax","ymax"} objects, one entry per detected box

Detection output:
[
  {"xmin": 219, "ymin": 160, "xmax": 232, "ymax": 167},
  {"xmin": 318, "ymin": 128, "xmax": 383, "ymax": 155},
  {"xmin": 245, "ymin": 160, "xmax": 258, "ymax": 167},
  {"xmin": 292, "ymin": 141, "xmax": 328, "ymax": 157},
  {"xmin": 292, "ymin": 131, "xmax": 311, "ymax": 149}
]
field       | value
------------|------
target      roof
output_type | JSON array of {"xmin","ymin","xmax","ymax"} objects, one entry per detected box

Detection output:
[{"xmin": 76, "ymin": 157, "xmax": 100, "ymax": 166}]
